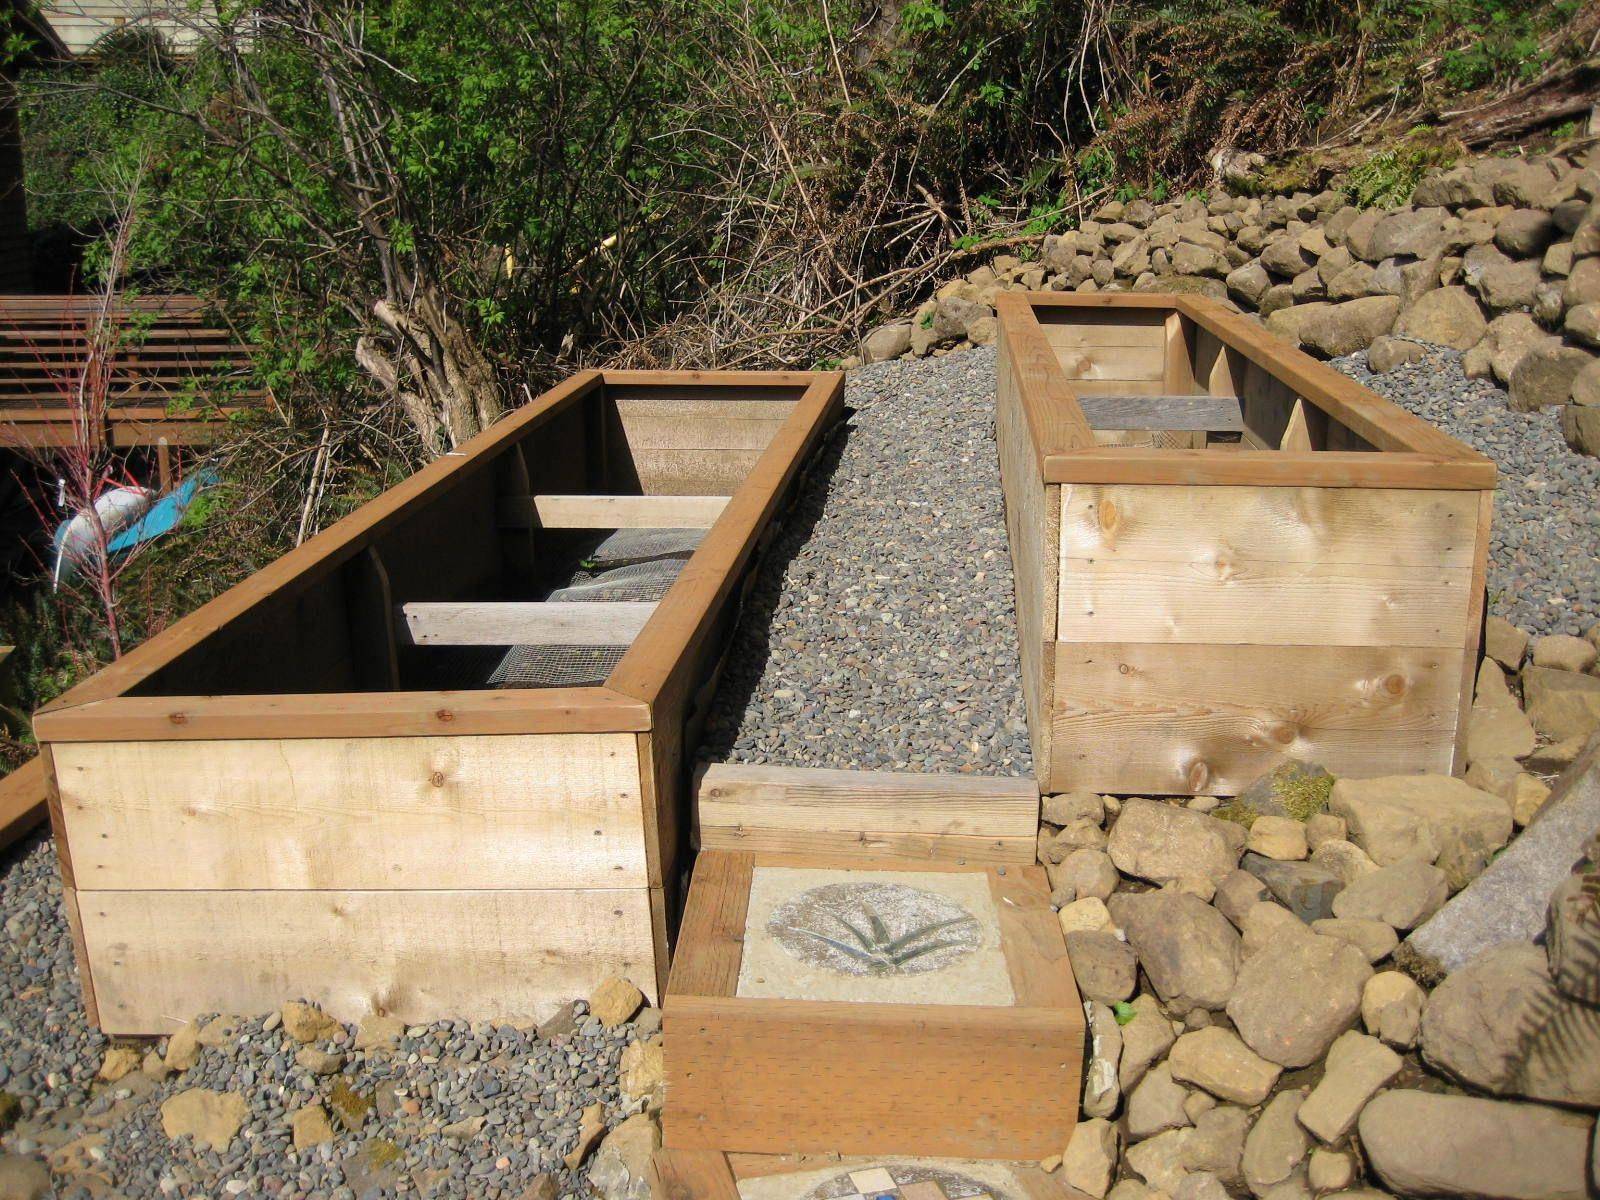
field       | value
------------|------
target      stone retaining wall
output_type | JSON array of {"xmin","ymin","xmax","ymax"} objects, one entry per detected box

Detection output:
[{"xmin": 858, "ymin": 145, "xmax": 1600, "ymax": 456}]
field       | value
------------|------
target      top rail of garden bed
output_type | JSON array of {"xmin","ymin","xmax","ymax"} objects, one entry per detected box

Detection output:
[
  {"xmin": 33, "ymin": 368, "xmax": 843, "ymax": 743},
  {"xmin": 998, "ymin": 292, "xmax": 1496, "ymax": 490}
]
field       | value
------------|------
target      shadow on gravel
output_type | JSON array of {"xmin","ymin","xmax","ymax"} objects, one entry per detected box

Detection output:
[{"xmin": 693, "ymin": 408, "xmax": 855, "ymax": 764}]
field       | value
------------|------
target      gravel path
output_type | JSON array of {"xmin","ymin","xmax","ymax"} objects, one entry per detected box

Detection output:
[
  {"xmin": 699, "ymin": 347, "xmax": 1033, "ymax": 776},
  {"xmin": 1334, "ymin": 347, "xmax": 1600, "ymax": 637},
  {"xmin": 0, "ymin": 835, "xmax": 649, "ymax": 1200},
  {"xmin": 701, "ymin": 340, "xmax": 1600, "ymax": 777}
]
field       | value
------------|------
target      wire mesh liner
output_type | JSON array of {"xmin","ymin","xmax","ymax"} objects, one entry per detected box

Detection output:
[
  {"xmin": 405, "ymin": 641, "xmax": 627, "ymax": 690},
  {"xmin": 585, "ymin": 527, "xmax": 705, "ymax": 566},
  {"xmin": 548, "ymin": 558, "xmax": 687, "ymax": 603},
  {"xmin": 485, "ymin": 643, "xmax": 627, "ymax": 688},
  {"xmin": 403, "ymin": 526, "xmax": 703, "ymax": 690}
]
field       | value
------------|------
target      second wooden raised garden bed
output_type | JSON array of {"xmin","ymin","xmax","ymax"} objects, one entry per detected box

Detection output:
[{"xmin": 996, "ymin": 292, "xmax": 1496, "ymax": 798}]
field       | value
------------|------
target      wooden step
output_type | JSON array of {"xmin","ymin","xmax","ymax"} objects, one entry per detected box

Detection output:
[
  {"xmin": 694, "ymin": 763, "xmax": 1038, "ymax": 864},
  {"xmin": 663, "ymin": 850, "xmax": 1083, "ymax": 1160}
]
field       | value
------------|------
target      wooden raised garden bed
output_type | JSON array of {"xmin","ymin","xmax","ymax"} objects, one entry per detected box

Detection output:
[
  {"xmin": 33, "ymin": 368, "xmax": 844, "ymax": 1034},
  {"xmin": 995, "ymin": 292, "xmax": 1496, "ymax": 798}
]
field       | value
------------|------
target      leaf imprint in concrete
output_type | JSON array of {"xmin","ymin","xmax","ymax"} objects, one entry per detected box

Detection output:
[
  {"xmin": 771, "ymin": 880, "xmax": 980, "ymax": 975},
  {"xmin": 737, "ymin": 867, "xmax": 1014, "ymax": 1005},
  {"xmin": 736, "ymin": 1157, "xmax": 1027, "ymax": 1200}
]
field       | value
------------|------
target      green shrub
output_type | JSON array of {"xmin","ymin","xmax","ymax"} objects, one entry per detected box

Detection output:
[{"xmin": 1344, "ymin": 131, "xmax": 1461, "ymax": 207}]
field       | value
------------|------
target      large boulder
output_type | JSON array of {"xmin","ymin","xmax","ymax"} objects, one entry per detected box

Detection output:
[
  {"xmin": 1414, "ymin": 165, "xmax": 1495, "ymax": 209},
  {"xmin": 1327, "ymin": 260, "xmax": 1380, "ymax": 301},
  {"xmin": 1296, "ymin": 296, "xmax": 1400, "ymax": 357},
  {"xmin": 1082, "ymin": 1000, "xmax": 1121, "ymax": 1119},
  {"xmin": 1360, "ymin": 1090, "xmax": 1593, "ymax": 1200},
  {"xmin": 1534, "ymin": 635, "xmax": 1600, "ymax": 673},
  {"xmin": 1564, "ymin": 302, "xmax": 1600, "ymax": 349},
  {"xmin": 0, "ymin": 1156, "xmax": 51, "ymax": 1200},
  {"xmin": 1492, "ymin": 160, "xmax": 1561, "ymax": 208},
  {"xmin": 1393, "ymin": 285, "xmax": 1486, "ymax": 349},
  {"xmin": 1468, "ymin": 664, "xmax": 1537, "ymax": 763},
  {"xmin": 1329, "ymin": 775, "xmax": 1511, "ymax": 867},
  {"xmin": 1214, "ymin": 869, "xmax": 1269, "ymax": 928},
  {"xmin": 1054, "ymin": 847, "xmax": 1119, "ymax": 902},
  {"xmin": 1063, "ymin": 1117, "xmax": 1120, "ymax": 1199},
  {"xmin": 1168, "ymin": 1026, "xmax": 1281, "ymax": 1105},
  {"xmin": 1065, "ymin": 929, "xmax": 1138, "ymax": 1004},
  {"xmin": 1240, "ymin": 900, "xmax": 1308, "ymax": 957},
  {"xmin": 1510, "ymin": 346, "xmax": 1596, "ymax": 413},
  {"xmin": 1265, "ymin": 302, "xmax": 1328, "ymax": 350},
  {"xmin": 1230, "ymin": 760, "xmax": 1333, "ymax": 823},
  {"xmin": 1240, "ymin": 1088, "xmax": 1310, "ymax": 1198},
  {"xmin": 1406, "ymin": 736, "xmax": 1600, "ymax": 974},
  {"xmin": 1420, "ymin": 941, "xmax": 1600, "ymax": 1108},
  {"xmin": 1119, "ymin": 991, "xmax": 1177, "ymax": 1091},
  {"xmin": 1496, "ymin": 208, "xmax": 1558, "ymax": 256},
  {"xmin": 860, "ymin": 322, "xmax": 911, "ymax": 363},
  {"xmin": 1565, "ymin": 255, "xmax": 1600, "ymax": 308},
  {"xmin": 1296, "ymin": 1030, "xmax": 1402, "ymax": 1143},
  {"xmin": 1310, "ymin": 838, "xmax": 1380, "ymax": 885},
  {"xmin": 1126, "ymin": 1062, "xmax": 1192, "ymax": 1139},
  {"xmin": 1563, "ymin": 402, "xmax": 1600, "ymax": 457},
  {"xmin": 930, "ymin": 295, "xmax": 987, "ymax": 344},
  {"xmin": 587, "ymin": 1113, "xmax": 659, "ymax": 1200},
  {"xmin": 1107, "ymin": 798, "xmax": 1242, "ymax": 896},
  {"xmin": 1344, "ymin": 210, "xmax": 1383, "ymax": 261},
  {"xmin": 1311, "ymin": 916, "xmax": 1399, "ymax": 964},
  {"xmin": 1226, "ymin": 930, "xmax": 1372, "ymax": 1067},
  {"xmin": 160, "ymin": 1088, "xmax": 248, "ymax": 1152},
  {"xmin": 1107, "ymin": 889, "xmax": 1242, "ymax": 1015},
  {"xmin": 1367, "ymin": 334, "xmax": 1427, "ymax": 373},
  {"xmin": 1226, "ymin": 261, "xmax": 1272, "ymax": 307},
  {"xmin": 1368, "ymin": 208, "xmax": 1450, "ymax": 260},
  {"xmin": 1485, "ymin": 615, "xmax": 1530, "ymax": 670},
  {"xmin": 1331, "ymin": 860, "xmax": 1449, "ymax": 931},
  {"xmin": 1261, "ymin": 236, "xmax": 1314, "ymax": 278},
  {"xmin": 1241, "ymin": 854, "xmax": 1343, "ymax": 923},
  {"xmin": 1181, "ymin": 1105, "xmax": 1250, "ymax": 1185},
  {"xmin": 1362, "ymin": 970, "xmax": 1426, "ymax": 1049},
  {"xmin": 1172, "ymin": 241, "xmax": 1229, "ymax": 278},
  {"xmin": 1125, "ymin": 1128, "xmax": 1192, "ymax": 1194},
  {"xmin": 1465, "ymin": 244, "xmax": 1542, "ymax": 311},
  {"xmin": 1522, "ymin": 665, "xmax": 1600, "ymax": 740},
  {"xmin": 1480, "ymin": 312, "xmax": 1562, "ymax": 386}
]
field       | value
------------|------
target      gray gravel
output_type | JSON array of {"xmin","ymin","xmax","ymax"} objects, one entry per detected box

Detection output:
[
  {"xmin": 1334, "ymin": 346, "xmax": 1600, "ymax": 637},
  {"xmin": 0, "ymin": 834, "xmax": 643, "ymax": 1200},
  {"xmin": 699, "ymin": 346, "xmax": 1033, "ymax": 776},
  {"xmin": 701, "ymin": 344, "xmax": 1598, "ymax": 783}
]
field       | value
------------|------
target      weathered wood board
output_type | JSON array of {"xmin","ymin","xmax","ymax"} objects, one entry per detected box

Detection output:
[
  {"xmin": 53, "ymin": 733, "xmax": 649, "ymax": 891},
  {"xmin": 694, "ymin": 763, "xmax": 1038, "ymax": 864},
  {"xmin": 74, "ymin": 885, "xmax": 659, "ymax": 1034}
]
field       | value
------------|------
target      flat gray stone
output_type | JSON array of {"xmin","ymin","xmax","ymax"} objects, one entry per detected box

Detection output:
[
  {"xmin": 1404, "ymin": 734, "xmax": 1600, "ymax": 976},
  {"xmin": 1241, "ymin": 853, "xmax": 1343, "ymax": 923}
]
